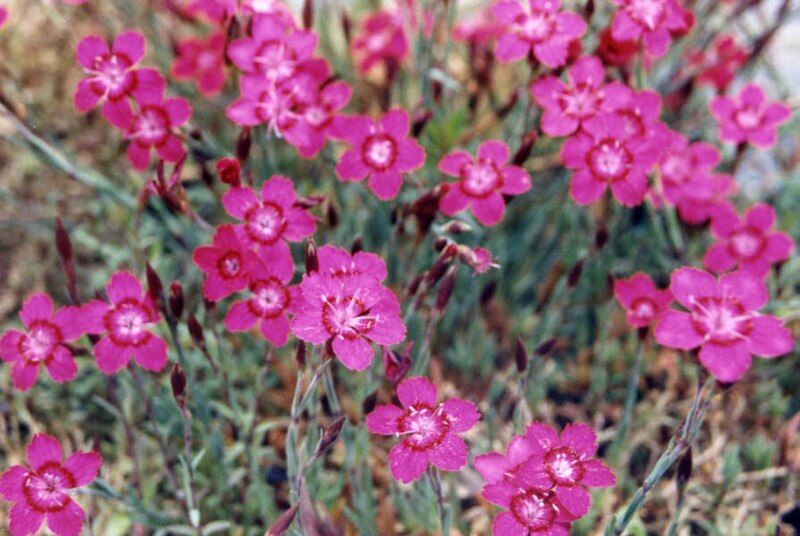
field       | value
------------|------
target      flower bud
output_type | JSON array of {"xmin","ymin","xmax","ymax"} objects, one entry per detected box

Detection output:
[
  {"xmin": 145, "ymin": 262, "xmax": 165, "ymax": 312},
  {"xmin": 435, "ymin": 266, "xmax": 458, "ymax": 314},
  {"xmin": 169, "ymin": 282, "xmax": 184, "ymax": 319},
  {"xmin": 350, "ymin": 236, "xmax": 363, "ymax": 254},
  {"xmin": 535, "ymin": 338, "xmax": 556, "ymax": 356},
  {"xmin": 382, "ymin": 345, "xmax": 412, "ymax": 384},
  {"xmin": 170, "ymin": 364, "xmax": 187, "ymax": 409},
  {"xmin": 55, "ymin": 217, "xmax": 79, "ymax": 305},
  {"xmin": 567, "ymin": 261, "xmax": 584, "ymax": 288},
  {"xmin": 515, "ymin": 337, "xmax": 528, "ymax": 373},
  {"xmin": 512, "ymin": 131, "xmax": 537, "ymax": 166},
  {"xmin": 216, "ymin": 157, "xmax": 241, "ymax": 186},
  {"xmin": 265, "ymin": 504, "xmax": 299, "ymax": 536},
  {"xmin": 362, "ymin": 391, "xmax": 378, "ymax": 415},
  {"xmin": 236, "ymin": 127, "xmax": 252, "ymax": 163},
  {"xmin": 315, "ymin": 416, "xmax": 346, "ymax": 457},
  {"xmin": 304, "ymin": 239, "xmax": 318, "ymax": 273},
  {"xmin": 302, "ymin": 0, "xmax": 313, "ymax": 29},
  {"xmin": 187, "ymin": 313, "xmax": 206, "ymax": 348},
  {"xmin": 412, "ymin": 109, "xmax": 433, "ymax": 137},
  {"xmin": 295, "ymin": 341, "xmax": 307, "ymax": 368}
]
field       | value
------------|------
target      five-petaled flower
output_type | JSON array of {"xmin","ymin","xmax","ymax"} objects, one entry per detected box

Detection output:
[
  {"xmin": 81, "ymin": 271, "xmax": 169, "ymax": 374},
  {"xmin": 655, "ymin": 126, "xmax": 721, "ymax": 207},
  {"xmin": 329, "ymin": 109, "xmax": 426, "ymax": 200},
  {"xmin": 125, "ymin": 89, "xmax": 192, "ymax": 170},
  {"xmin": 74, "ymin": 31, "xmax": 165, "ymax": 129},
  {"xmin": 0, "ymin": 434, "xmax": 102, "ymax": 536},
  {"xmin": 613, "ymin": 273, "xmax": 674, "ymax": 328},
  {"xmin": 192, "ymin": 224, "xmax": 263, "ymax": 302},
  {"xmin": 438, "ymin": 140, "xmax": 532, "ymax": 226},
  {"xmin": 0, "ymin": 293, "xmax": 83, "ymax": 391},
  {"xmin": 351, "ymin": 10, "xmax": 409, "ymax": 74},
  {"xmin": 170, "ymin": 32, "xmax": 227, "ymax": 96},
  {"xmin": 710, "ymin": 83, "xmax": 792, "ymax": 149},
  {"xmin": 703, "ymin": 203, "xmax": 793, "ymax": 277},
  {"xmin": 491, "ymin": 0, "xmax": 587, "ymax": 68},
  {"xmin": 610, "ymin": 0, "xmax": 692, "ymax": 58},
  {"xmin": 366, "ymin": 376, "xmax": 480, "ymax": 483},
  {"xmin": 562, "ymin": 112, "xmax": 658, "ymax": 206},
  {"xmin": 221, "ymin": 175, "xmax": 317, "ymax": 261},
  {"xmin": 655, "ymin": 267, "xmax": 794, "ymax": 383}
]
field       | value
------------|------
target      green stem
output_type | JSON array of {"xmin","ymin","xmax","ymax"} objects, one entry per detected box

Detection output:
[{"xmin": 612, "ymin": 334, "xmax": 645, "ymax": 459}]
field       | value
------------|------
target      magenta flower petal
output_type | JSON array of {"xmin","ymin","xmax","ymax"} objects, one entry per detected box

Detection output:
[
  {"xmin": 259, "ymin": 316, "xmax": 290, "ymax": 347},
  {"xmin": 471, "ymin": 192, "xmax": 505, "ymax": 226},
  {"xmin": 0, "ymin": 465, "xmax": 28, "ymax": 502},
  {"xmin": 46, "ymin": 500, "xmax": 85, "ymax": 536},
  {"xmin": 438, "ymin": 151, "xmax": 472, "ymax": 176},
  {"xmin": 368, "ymin": 169, "xmax": 403, "ymax": 200},
  {"xmin": 27, "ymin": 434, "xmax": 63, "ymax": 470},
  {"xmin": 429, "ymin": 434, "xmax": 468, "ymax": 471},
  {"xmin": 365, "ymin": 405, "xmax": 404, "ymax": 435},
  {"xmin": 94, "ymin": 337, "xmax": 132, "ymax": 375},
  {"xmin": 336, "ymin": 149, "xmax": 370, "ymax": 181},
  {"xmin": 222, "ymin": 187, "xmax": 259, "ymax": 219},
  {"xmin": 581, "ymin": 459, "xmax": 617, "ymax": 487},
  {"xmin": 556, "ymin": 485, "xmax": 591, "ymax": 518},
  {"xmin": 654, "ymin": 310, "xmax": 702, "ymax": 350},
  {"xmin": 45, "ymin": 347, "xmax": 78, "ymax": 383},
  {"xmin": 389, "ymin": 443, "xmax": 429, "ymax": 484},
  {"xmin": 397, "ymin": 376, "xmax": 438, "ymax": 408},
  {"xmin": 474, "ymin": 453, "xmax": 512, "ymax": 484},
  {"xmin": 132, "ymin": 336, "xmax": 168, "ymax": 372},
  {"xmin": 332, "ymin": 336, "xmax": 373, "ymax": 371},
  {"xmin": 63, "ymin": 452, "xmax": 103, "ymax": 488},
  {"xmin": 225, "ymin": 301, "xmax": 259, "ymax": 332},
  {"xmin": 112, "ymin": 31, "xmax": 146, "ymax": 64},
  {"xmin": 698, "ymin": 341, "xmax": 752, "ymax": 383},
  {"xmin": 9, "ymin": 502, "xmax": 45, "ymax": 536},
  {"xmin": 441, "ymin": 398, "xmax": 481, "ymax": 432},
  {"xmin": 718, "ymin": 271, "xmax": 768, "ymax": 311},
  {"xmin": 379, "ymin": 109, "xmax": 410, "ymax": 138},
  {"xmin": 703, "ymin": 242, "xmax": 736, "ymax": 274},
  {"xmin": 478, "ymin": 140, "xmax": 510, "ymax": 166},
  {"xmin": 19, "ymin": 293, "xmax": 53, "ymax": 327},
  {"xmin": 11, "ymin": 362, "xmax": 39, "ymax": 391},
  {"xmin": 669, "ymin": 267, "xmax": 719, "ymax": 309},
  {"xmin": 559, "ymin": 423, "xmax": 598, "ymax": 458},
  {"xmin": 106, "ymin": 271, "xmax": 143, "ymax": 304},
  {"xmin": 746, "ymin": 316, "xmax": 793, "ymax": 358},
  {"xmin": 569, "ymin": 169, "xmax": 606, "ymax": 205},
  {"xmin": 439, "ymin": 184, "xmax": 470, "ymax": 215}
]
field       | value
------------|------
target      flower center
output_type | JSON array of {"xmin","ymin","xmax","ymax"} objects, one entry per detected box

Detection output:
[
  {"xmin": 106, "ymin": 300, "xmax": 152, "ymax": 346},
  {"xmin": 660, "ymin": 153, "xmax": 690, "ymax": 184},
  {"xmin": 321, "ymin": 295, "xmax": 376, "ymax": 339},
  {"xmin": 197, "ymin": 50, "xmax": 218, "ymax": 71},
  {"xmin": 22, "ymin": 463, "xmax": 76, "ymax": 513},
  {"xmin": 131, "ymin": 107, "xmax": 169, "ymax": 145},
  {"xmin": 735, "ymin": 107, "xmax": 763, "ymax": 130},
  {"xmin": 588, "ymin": 140, "xmax": 632, "ymax": 181},
  {"xmin": 515, "ymin": 12, "xmax": 554, "ymax": 43},
  {"xmin": 729, "ymin": 228, "xmax": 764, "ymax": 260},
  {"xmin": 248, "ymin": 277, "xmax": 290, "ymax": 318},
  {"xmin": 561, "ymin": 85, "xmax": 601, "ymax": 118},
  {"xmin": 511, "ymin": 489, "xmax": 558, "ymax": 531},
  {"xmin": 20, "ymin": 322, "xmax": 62, "ymax": 364},
  {"xmin": 244, "ymin": 201, "xmax": 286, "ymax": 245},
  {"xmin": 88, "ymin": 53, "xmax": 133, "ymax": 100},
  {"xmin": 218, "ymin": 251, "xmax": 243, "ymax": 279},
  {"xmin": 362, "ymin": 134, "xmax": 397, "ymax": 171},
  {"xmin": 400, "ymin": 405, "xmax": 449, "ymax": 450},
  {"xmin": 461, "ymin": 160, "xmax": 502, "ymax": 197},
  {"xmin": 544, "ymin": 446, "xmax": 584, "ymax": 485},
  {"xmin": 630, "ymin": 297, "xmax": 657, "ymax": 323},
  {"xmin": 690, "ymin": 296, "xmax": 751, "ymax": 344},
  {"xmin": 254, "ymin": 42, "xmax": 296, "ymax": 80},
  {"xmin": 628, "ymin": 0, "xmax": 665, "ymax": 31}
]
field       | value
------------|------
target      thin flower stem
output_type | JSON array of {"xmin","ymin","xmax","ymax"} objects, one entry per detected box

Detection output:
[
  {"xmin": 322, "ymin": 362, "xmax": 342, "ymax": 416},
  {"xmin": 611, "ymin": 334, "xmax": 645, "ymax": 459},
  {"xmin": 428, "ymin": 467, "xmax": 452, "ymax": 536},
  {"xmin": 607, "ymin": 375, "xmax": 716, "ymax": 535}
]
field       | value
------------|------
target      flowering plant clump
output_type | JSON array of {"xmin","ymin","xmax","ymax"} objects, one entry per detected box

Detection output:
[{"xmin": 1, "ymin": 0, "xmax": 798, "ymax": 534}]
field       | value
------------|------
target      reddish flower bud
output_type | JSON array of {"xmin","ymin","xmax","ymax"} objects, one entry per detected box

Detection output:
[
  {"xmin": 382, "ymin": 345, "xmax": 412, "ymax": 385},
  {"xmin": 315, "ymin": 416, "xmax": 346, "ymax": 456},
  {"xmin": 567, "ymin": 261, "xmax": 584, "ymax": 288},
  {"xmin": 412, "ymin": 109, "xmax": 433, "ymax": 137},
  {"xmin": 216, "ymin": 157, "xmax": 241, "ymax": 186},
  {"xmin": 515, "ymin": 337, "xmax": 528, "ymax": 373},
  {"xmin": 169, "ymin": 281, "xmax": 184, "ymax": 319},
  {"xmin": 362, "ymin": 391, "xmax": 378, "ymax": 415},
  {"xmin": 54, "ymin": 217, "xmax": 79, "ymax": 305},
  {"xmin": 187, "ymin": 313, "xmax": 206, "ymax": 348},
  {"xmin": 145, "ymin": 262, "xmax": 165, "ymax": 312},
  {"xmin": 295, "ymin": 340, "xmax": 307, "ymax": 368},
  {"xmin": 304, "ymin": 239, "xmax": 318, "ymax": 273},
  {"xmin": 302, "ymin": 0, "xmax": 313, "ymax": 29},
  {"xmin": 513, "ymin": 131, "xmax": 537, "ymax": 166},
  {"xmin": 170, "ymin": 364, "xmax": 187, "ymax": 408},
  {"xmin": 535, "ymin": 338, "xmax": 557, "ymax": 356},
  {"xmin": 265, "ymin": 504, "xmax": 299, "ymax": 536},
  {"xmin": 435, "ymin": 266, "xmax": 458, "ymax": 314},
  {"xmin": 236, "ymin": 127, "xmax": 252, "ymax": 163}
]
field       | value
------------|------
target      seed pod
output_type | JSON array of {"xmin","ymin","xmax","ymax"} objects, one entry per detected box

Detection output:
[
  {"xmin": 412, "ymin": 109, "xmax": 433, "ymax": 137},
  {"xmin": 515, "ymin": 337, "xmax": 528, "ymax": 373},
  {"xmin": 315, "ymin": 416, "xmax": 346, "ymax": 457},
  {"xmin": 265, "ymin": 504, "xmax": 300, "ymax": 536},
  {"xmin": 567, "ymin": 260, "xmax": 584, "ymax": 288},
  {"xmin": 676, "ymin": 446, "xmax": 693, "ymax": 500},
  {"xmin": 534, "ymin": 338, "xmax": 556, "ymax": 356},
  {"xmin": 362, "ymin": 391, "xmax": 378, "ymax": 415},
  {"xmin": 54, "ymin": 217, "xmax": 79, "ymax": 305},
  {"xmin": 187, "ymin": 313, "xmax": 206, "ymax": 348},
  {"xmin": 169, "ymin": 282, "xmax": 184, "ymax": 319},
  {"xmin": 216, "ymin": 157, "xmax": 241, "ymax": 186},
  {"xmin": 170, "ymin": 364, "xmax": 187, "ymax": 409},
  {"xmin": 434, "ymin": 266, "xmax": 458, "ymax": 314},
  {"xmin": 304, "ymin": 239, "xmax": 318, "ymax": 273},
  {"xmin": 382, "ymin": 345, "xmax": 412, "ymax": 384},
  {"xmin": 595, "ymin": 224, "xmax": 609, "ymax": 249},
  {"xmin": 236, "ymin": 127, "xmax": 252, "ymax": 163},
  {"xmin": 145, "ymin": 262, "xmax": 165, "ymax": 312},
  {"xmin": 479, "ymin": 280, "xmax": 497, "ymax": 306},
  {"xmin": 341, "ymin": 13, "xmax": 352, "ymax": 45},
  {"xmin": 350, "ymin": 236, "xmax": 363, "ymax": 254},
  {"xmin": 326, "ymin": 201, "xmax": 339, "ymax": 228}
]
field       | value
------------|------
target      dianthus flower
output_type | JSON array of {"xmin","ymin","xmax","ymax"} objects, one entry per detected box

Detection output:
[
  {"xmin": 0, "ymin": 294, "xmax": 83, "ymax": 391},
  {"xmin": 453, "ymin": 6, "xmax": 503, "ymax": 46},
  {"xmin": 228, "ymin": 14, "xmax": 316, "ymax": 81},
  {"xmin": 0, "ymin": 434, "xmax": 102, "ymax": 536},
  {"xmin": 240, "ymin": 0, "xmax": 294, "ymax": 20},
  {"xmin": 703, "ymin": 204, "xmax": 793, "ymax": 277},
  {"xmin": 317, "ymin": 245, "xmax": 388, "ymax": 281},
  {"xmin": 562, "ymin": 112, "xmax": 658, "ymax": 206},
  {"xmin": 687, "ymin": 34, "xmax": 748, "ymax": 92},
  {"xmin": 290, "ymin": 272, "xmax": 406, "ymax": 370},
  {"xmin": 352, "ymin": 10, "xmax": 409, "ymax": 74},
  {"xmin": 170, "ymin": 32, "xmax": 227, "ymax": 96},
  {"xmin": 710, "ymin": 83, "xmax": 792, "ymax": 148},
  {"xmin": 184, "ymin": 0, "xmax": 237, "ymax": 24},
  {"xmin": 74, "ymin": 31, "xmax": 165, "ymax": 129},
  {"xmin": 329, "ymin": 109, "xmax": 425, "ymax": 200},
  {"xmin": 221, "ymin": 175, "xmax": 316, "ymax": 261},
  {"xmin": 225, "ymin": 258, "xmax": 297, "ymax": 346},
  {"xmin": 438, "ymin": 140, "xmax": 531, "ymax": 226},
  {"xmin": 675, "ymin": 174, "xmax": 737, "ymax": 225},
  {"xmin": 491, "ymin": 0, "xmax": 587, "ymax": 68},
  {"xmin": 613, "ymin": 273, "xmax": 673, "ymax": 328},
  {"xmin": 192, "ymin": 224, "xmax": 264, "ymax": 302},
  {"xmin": 81, "ymin": 272, "xmax": 168, "ymax": 374},
  {"xmin": 530, "ymin": 55, "xmax": 630, "ymax": 137},
  {"xmin": 655, "ymin": 127, "xmax": 721, "ymax": 206},
  {"xmin": 610, "ymin": 0, "xmax": 692, "ymax": 58},
  {"xmin": 596, "ymin": 27, "xmax": 639, "ymax": 66},
  {"xmin": 654, "ymin": 267, "xmax": 793, "ymax": 383},
  {"xmin": 605, "ymin": 86, "xmax": 662, "ymax": 138},
  {"xmin": 125, "ymin": 89, "xmax": 192, "ymax": 170},
  {"xmin": 366, "ymin": 376, "xmax": 480, "ymax": 483},
  {"xmin": 287, "ymin": 72, "xmax": 352, "ymax": 158}
]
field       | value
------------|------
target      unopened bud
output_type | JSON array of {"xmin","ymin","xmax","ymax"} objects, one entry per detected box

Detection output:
[
  {"xmin": 534, "ymin": 338, "xmax": 556, "ymax": 356},
  {"xmin": 341, "ymin": 13, "xmax": 352, "ymax": 45},
  {"xmin": 326, "ymin": 201, "xmax": 339, "ymax": 228},
  {"xmin": 169, "ymin": 282, "xmax": 184, "ymax": 319},
  {"xmin": 479, "ymin": 280, "xmax": 497, "ymax": 306},
  {"xmin": 236, "ymin": 128, "xmax": 252, "ymax": 163},
  {"xmin": 567, "ymin": 261, "xmax": 584, "ymax": 288},
  {"xmin": 412, "ymin": 109, "xmax": 433, "ymax": 137},
  {"xmin": 302, "ymin": 0, "xmax": 313, "ymax": 29},
  {"xmin": 304, "ymin": 239, "xmax": 318, "ymax": 273},
  {"xmin": 295, "ymin": 341, "xmax": 307, "ymax": 368},
  {"xmin": 170, "ymin": 364, "xmax": 187, "ymax": 408},
  {"xmin": 440, "ymin": 220, "xmax": 472, "ymax": 235},
  {"xmin": 676, "ymin": 447, "xmax": 693, "ymax": 498},
  {"xmin": 54, "ymin": 217, "xmax": 79, "ymax": 304},
  {"xmin": 595, "ymin": 225, "xmax": 609, "ymax": 249},
  {"xmin": 216, "ymin": 157, "xmax": 241, "ymax": 186},
  {"xmin": 382, "ymin": 344, "xmax": 412, "ymax": 384},
  {"xmin": 145, "ymin": 262, "xmax": 165, "ymax": 312},
  {"xmin": 362, "ymin": 391, "xmax": 378, "ymax": 415},
  {"xmin": 434, "ymin": 266, "xmax": 458, "ymax": 314},
  {"xmin": 315, "ymin": 416, "xmax": 346, "ymax": 456},
  {"xmin": 350, "ymin": 236, "xmax": 363, "ymax": 254},
  {"xmin": 512, "ymin": 131, "xmax": 537, "ymax": 166},
  {"xmin": 515, "ymin": 337, "xmax": 528, "ymax": 373},
  {"xmin": 187, "ymin": 313, "xmax": 206, "ymax": 347},
  {"xmin": 265, "ymin": 504, "xmax": 299, "ymax": 536}
]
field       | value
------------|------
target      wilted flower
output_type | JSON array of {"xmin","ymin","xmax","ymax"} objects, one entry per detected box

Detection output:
[
  {"xmin": 710, "ymin": 83, "xmax": 792, "ymax": 148},
  {"xmin": 703, "ymin": 203, "xmax": 793, "ymax": 277},
  {"xmin": 366, "ymin": 376, "xmax": 480, "ymax": 483},
  {"xmin": 438, "ymin": 140, "xmax": 532, "ymax": 226},
  {"xmin": 0, "ymin": 434, "xmax": 102, "ymax": 536},
  {"xmin": 613, "ymin": 273, "xmax": 673, "ymax": 328},
  {"xmin": 0, "ymin": 293, "xmax": 84, "ymax": 391},
  {"xmin": 655, "ymin": 267, "xmax": 793, "ymax": 383}
]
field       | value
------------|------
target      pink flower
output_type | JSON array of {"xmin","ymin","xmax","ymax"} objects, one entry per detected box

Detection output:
[
  {"xmin": 227, "ymin": 14, "xmax": 316, "ymax": 81},
  {"xmin": 329, "ymin": 109, "xmax": 426, "ymax": 200},
  {"xmin": 125, "ymin": 89, "xmax": 192, "ymax": 170},
  {"xmin": 675, "ymin": 175, "xmax": 737, "ymax": 225},
  {"xmin": 597, "ymin": 27, "xmax": 639, "ymax": 66},
  {"xmin": 184, "ymin": 0, "xmax": 238, "ymax": 24},
  {"xmin": 240, "ymin": 0, "xmax": 294, "ymax": 20},
  {"xmin": 224, "ymin": 258, "xmax": 298, "ymax": 346},
  {"xmin": 216, "ymin": 157, "xmax": 242, "ymax": 186},
  {"xmin": 687, "ymin": 34, "xmax": 748, "ymax": 92},
  {"xmin": 562, "ymin": 113, "xmax": 658, "ymax": 206},
  {"xmin": 703, "ymin": 204, "xmax": 793, "ymax": 277},
  {"xmin": 491, "ymin": 0, "xmax": 587, "ymax": 68},
  {"xmin": 610, "ymin": 0, "xmax": 692, "ymax": 58},
  {"xmin": 0, "ymin": 294, "xmax": 83, "ymax": 391},
  {"xmin": 317, "ymin": 245, "xmax": 388, "ymax": 282},
  {"xmin": 655, "ymin": 127, "xmax": 721, "ymax": 206},
  {"xmin": 654, "ymin": 267, "xmax": 794, "ymax": 383},
  {"xmin": 613, "ymin": 273, "xmax": 673, "ymax": 328},
  {"xmin": 710, "ymin": 83, "xmax": 792, "ymax": 148},
  {"xmin": 352, "ymin": 10, "xmax": 409, "ymax": 74},
  {"xmin": 605, "ymin": 86, "xmax": 663, "ymax": 138},
  {"xmin": 438, "ymin": 140, "xmax": 532, "ymax": 226},
  {"xmin": 221, "ymin": 175, "xmax": 317, "ymax": 261},
  {"xmin": 74, "ymin": 32, "xmax": 165, "ymax": 129},
  {"xmin": 365, "ymin": 376, "xmax": 480, "ymax": 483},
  {"xmin": 170, "ymin": 32, "xmax": 227, "ymax": 96},
  {"xmin": 288, "ymin": 73, "xmax": 353, "ymax": 158},
  {"xmin": 489, "ymin": 484, "xmax": 576, "ymax": 535},
  {"xmin": 530, "ymin": 55, "xmax": 630, "ymax": 137},
  {"xmin": 0, "ymin": 7, "xmax": 9, "ymax": 28},
  {"xmin": 0, "ymin": 434, "xmax": 102, "ymax": 536},
  {"xmin": 290, "ymin": 272, "xmax": 406, "ymax": 370},
  {"xmin": 453, "ymin": 7, "xmax": 503, "ymax": 46},
  {"xmin": 192, "ymin": 224, "xmax": 263, "ymax": 302},
  {"xmin": 81, "ymin": 272, "xmax": 168, "ymax": 374}
]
